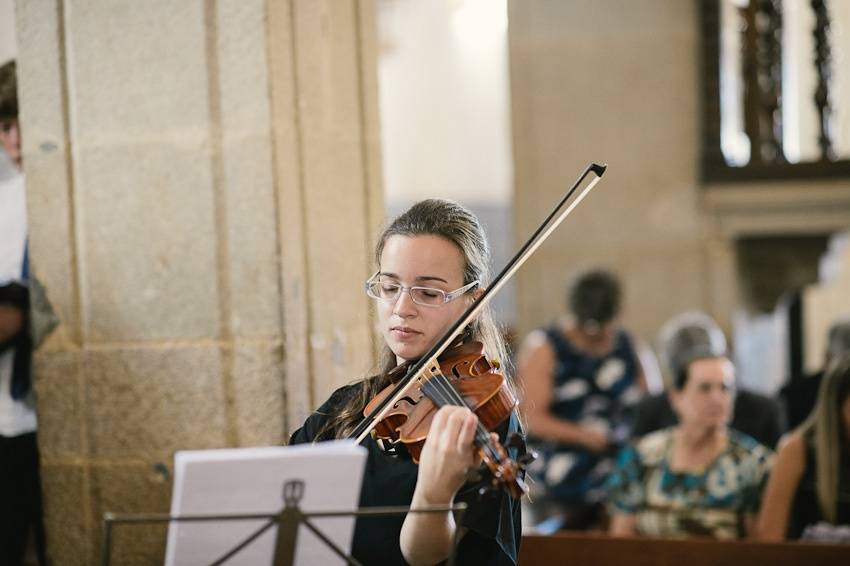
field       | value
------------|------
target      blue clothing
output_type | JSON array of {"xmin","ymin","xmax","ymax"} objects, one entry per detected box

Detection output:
[
  {"xmin": 528, "ymin": 326, "xmax": 642, "ymax": 506},
  {"xmin": 606, "ymin": 427, "xmax": 773, "ymax": 539}
]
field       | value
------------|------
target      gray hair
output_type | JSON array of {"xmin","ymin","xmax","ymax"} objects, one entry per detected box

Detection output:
[
  {"xmin": 826, "ymin": 319, "xmax": 850, "ymax": 360},
  {"xmin": 657, "ymin": 310, "xmax": 727, "ymax": 382}
]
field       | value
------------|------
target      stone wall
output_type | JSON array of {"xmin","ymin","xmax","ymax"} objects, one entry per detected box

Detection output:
[{"xmin": 15, "ymin": 1, "xmax": 383, "ymax": 563}]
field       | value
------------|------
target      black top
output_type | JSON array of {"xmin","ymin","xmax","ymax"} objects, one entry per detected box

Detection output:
[
  {"xmin": 787, "ymin": 434, "xmax": 850, "ymax": 539},
  {"xmin": 631, "ymin": 389, "xmax": 786, "ymax": 449},
  {"xmin": 289, "ymin": 383, "xmax": 523, "ymax": 566},
  {"xmin": 779, "ymin": 371, "xmax": 823, "ymax": 430}
]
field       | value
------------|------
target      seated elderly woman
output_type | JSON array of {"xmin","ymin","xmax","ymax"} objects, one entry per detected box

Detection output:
[
  {"xmin": 757, "ymin": 353, "xmax": 850, "ymax": 541},
  {"xmin": 606, "ymin": 350, "xmax": 773, "ymax": 539},
  {"xmin": 633, "ymin": 311, "xmax": 785, "ymax": 448}
]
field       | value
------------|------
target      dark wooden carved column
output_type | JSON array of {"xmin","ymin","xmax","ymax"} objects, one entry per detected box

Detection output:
[
  {"xmin": 701, "ymin": 0, "xmax": 850, "ymax": 182},
  {"xmin": 811, "ymin": 0, "xmax": 835, "ymax": 161},
  {"xmin": 741, "ymin": 0, "xmax": 785, "ymax": 165},
  {"xmin": 700, "ymin": 0, "xmax": 725, "ymax": 175}
]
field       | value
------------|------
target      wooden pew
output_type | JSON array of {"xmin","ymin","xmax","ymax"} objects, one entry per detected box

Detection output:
[{"xmin": 519, "ymin": 532, "xmax": 849, "ymax": 565}]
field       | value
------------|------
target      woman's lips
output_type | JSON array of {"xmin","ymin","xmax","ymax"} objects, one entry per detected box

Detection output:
[{"xmin": 390, "ymin": 327, "xmax": 422, "ymax": 341}]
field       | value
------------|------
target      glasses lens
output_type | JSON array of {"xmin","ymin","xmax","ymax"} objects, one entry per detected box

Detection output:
[
  {"xmin": 368, "ymin": 280, "xmax": 400, "ymax": 300},
  {"xmin": 411, "ymin": 287, "xmax": 446, "ymax": 306}
]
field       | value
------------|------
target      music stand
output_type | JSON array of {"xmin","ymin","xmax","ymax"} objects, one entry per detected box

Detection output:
[{"xmin": 101, "ymin": 480, "xmax": 468, "ymax": 566}]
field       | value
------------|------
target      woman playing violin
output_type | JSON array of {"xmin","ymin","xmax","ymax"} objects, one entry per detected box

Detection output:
[{"xmin": 289, "ymin": 199, "xmax": 524, "ymax": 566}]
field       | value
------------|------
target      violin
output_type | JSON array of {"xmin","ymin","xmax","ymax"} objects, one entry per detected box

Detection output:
[
  {"xmin": 364, "ymin": 341, "xmax": 527, "ymax": 498},
  {"xmin": 349, "ymin": 163, "xmax": 607, "ymax": 499}
]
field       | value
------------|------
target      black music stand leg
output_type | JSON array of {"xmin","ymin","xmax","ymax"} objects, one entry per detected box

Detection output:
[
  {"xmin": 100, "ymin": 514, "xmax": 114, "ymax": 566},
  {"xmin": 272, "ymin": 507, "xmax": 301, "ymax": 566},
  {"xmin": 208, "ymin": 518, "xmax": 278, "ymax": 566},
  {"xmin": 299, "ymin": 517, "xmax": 363, "ymax": 566}
]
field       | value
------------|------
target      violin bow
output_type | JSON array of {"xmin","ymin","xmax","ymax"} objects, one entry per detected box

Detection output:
[{"xmin": 349, "ymin": 162, "xmax": 607, "ymax": 444}]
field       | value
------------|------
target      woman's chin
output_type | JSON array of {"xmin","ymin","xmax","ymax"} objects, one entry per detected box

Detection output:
[{"xmin": 388, "ymin": 341, "xmax": 425, "ymax": 362}]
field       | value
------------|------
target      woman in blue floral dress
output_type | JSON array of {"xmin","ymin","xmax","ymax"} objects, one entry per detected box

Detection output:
[{"xmin": 519, "ymin": 271, "xmax": 646, "ymax": 530}]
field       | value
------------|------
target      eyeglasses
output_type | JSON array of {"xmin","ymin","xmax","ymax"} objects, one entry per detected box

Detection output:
[{"xmin": 365, "ymin": 272, "xmax": 479, "ymax": 308}]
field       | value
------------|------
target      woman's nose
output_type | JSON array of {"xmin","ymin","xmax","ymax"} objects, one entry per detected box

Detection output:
[{"xmin": 393, "ymin": 288, "xmax": 418, "ymax": 317}]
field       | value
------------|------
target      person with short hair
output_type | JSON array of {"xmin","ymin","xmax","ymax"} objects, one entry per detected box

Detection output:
[
  {"xmin": 633, "ymin": 311, "xmax": 785, "ymax": 449},
  {"xmin": 607, "ymin": 351, "xmax": 773, "ymax": 539},
  {"xmin": 518, "ymin": 270, "xmax": 646, "ymax": 531},
  {"xmin": 0, "ymin": 59, "xmax": 48, "ymax": 566}
]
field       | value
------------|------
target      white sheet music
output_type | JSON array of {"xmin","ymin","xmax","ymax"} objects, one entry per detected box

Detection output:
[{"xmin": 165, "ymin": 441, "xmax": 367, "ymax": 566}]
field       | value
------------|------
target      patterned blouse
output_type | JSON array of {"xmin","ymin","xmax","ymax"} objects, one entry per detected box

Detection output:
[
  {"xmin": 527, "ymin": 327, "xmax": 642, "ymax": 506},
  {"xmin": 606, "ymin": 427, "xmax": 773, "ymax": 539}
]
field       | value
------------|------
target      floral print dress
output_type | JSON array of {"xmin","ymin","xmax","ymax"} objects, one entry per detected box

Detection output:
[{"xmin": 606, "ymin": 427, "xmax": 773, "ymax": 539}]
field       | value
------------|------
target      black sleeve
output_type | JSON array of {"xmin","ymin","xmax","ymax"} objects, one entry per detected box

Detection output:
[
  {"xmin": 734, "ymin": 391, "xmax": 786, "ymax": 449},
  {"xmin": 288, "ymin": 383, "xmax": 361, "ymax": 445},
  {"xmin": 288, "ymin": 411, "xmax": 326, "ymax": 445},
  {"xmin": 452, "ymin": 412, "xmax": 524, "ymax": 565}
]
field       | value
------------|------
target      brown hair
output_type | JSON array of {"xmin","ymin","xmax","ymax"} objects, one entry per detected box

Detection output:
[
  {"xmin": 316, "ymin": 199, "xmax": 514, "ymax": 440},
  {"xmin": 0, "ymin": 60, "xmax": 18, "ymax": 121},
  {"xmin": 801, "ymin": 353, "xmax": 850, "ymax": 522}
]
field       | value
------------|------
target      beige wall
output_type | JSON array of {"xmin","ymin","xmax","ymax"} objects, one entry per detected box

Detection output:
[
  {"xmin": 508, "ymin": 0, "xmax": 707, "ymax": 344},
  {"xmin": 377, "ymin": 0, "xmax": 513, "ymax": 208},
  {"xmin": 0, "ymin": 0, "xmax": 15, "ymax": 64},
  {"xmin": 16, "ymin": 0, "xmax": 383, "ymax": 563},
  {"xmin": 804, "ymin": 232, "xmax": 850, "ymax": 373}
]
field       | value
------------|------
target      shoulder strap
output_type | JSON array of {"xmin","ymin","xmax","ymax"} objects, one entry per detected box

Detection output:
[
  {"xmin": 21, "ymin": 240, "xmax": 30, "ymax": 281},
  {"xmin": 543, "ymin": 324, "xmax": 573, "ymax": 361}
]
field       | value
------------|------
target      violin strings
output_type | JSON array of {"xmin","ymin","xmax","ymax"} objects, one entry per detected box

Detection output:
[
  {"xmin": 428, "ymin": 374, "xmax": 496, "ymax": 458},
  {"xmin": 427, "ymin": 372, "xmax": 502, "ymax": 463}
]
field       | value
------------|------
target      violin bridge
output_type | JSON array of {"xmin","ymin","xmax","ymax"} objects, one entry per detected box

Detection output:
[{"xmin": 419, "ymin": 360, "xmax": 443, "ymax": 383}]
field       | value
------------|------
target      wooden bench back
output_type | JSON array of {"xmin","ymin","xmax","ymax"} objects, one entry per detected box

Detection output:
[{"xmin": 519, "ymin": 533, "xmax": 849, "ymax": 566}]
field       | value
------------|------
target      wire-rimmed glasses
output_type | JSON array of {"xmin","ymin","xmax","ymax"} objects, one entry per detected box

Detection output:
[{"xmin": 365, "ymin": 272, "xmax": 479, "ymax": 308}]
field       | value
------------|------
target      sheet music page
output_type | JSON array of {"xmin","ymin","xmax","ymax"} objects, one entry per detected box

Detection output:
[{"xmin": 165, "ymin": 441, "xmax": 367, "ymax": 566}]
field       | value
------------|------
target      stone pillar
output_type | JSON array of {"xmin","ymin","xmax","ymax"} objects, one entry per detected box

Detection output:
[
  {"xmin": 14, "ymin": 0, "xmax": 382, "ymax": 563},
  {"xmin": 508, "ymin": 0, "xmax": 706, "ymax": 343}
]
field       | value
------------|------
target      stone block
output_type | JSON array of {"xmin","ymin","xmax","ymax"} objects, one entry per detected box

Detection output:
[
  {"xmin": 90, "ymin": 462, "xmax": 172, "ymax": 566},
  {"xmin": 216, "ymin": 1, "xmax": 281, "ymax": 337},
  {"xmin": 41, "ymin": 464, "xmax": 92, "ymax": 566},
  {"xmin": 78, "ymin": 143, "xmax": 220, "ymax": 342},
  {"xmin": 84, "ymin": 346, "xmax": 229, "ymax": 459},
  {"xmin": 33, "ymin": 351, "xmax": 83, "ymax": 459},
  {"xmin": 64, "ymin": 1, "xmax": 210, "ymax": 138},
  {"xmin": 231, "ymin": 340, "xmax": 286, "ymax": 446}
]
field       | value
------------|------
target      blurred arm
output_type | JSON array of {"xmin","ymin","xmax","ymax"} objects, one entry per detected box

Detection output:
[
  {"xmin": 517, "ymin": 330, "xmax": 608, "ymax": 453},
  {"xmin": 754, "ymin": 432, "xmax": 805, "ymax": 540}
]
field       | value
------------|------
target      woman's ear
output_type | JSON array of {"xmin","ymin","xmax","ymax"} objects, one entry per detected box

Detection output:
[{"xmin": 472, "ymin": 287, "xmax": 485, "ymax": 301}]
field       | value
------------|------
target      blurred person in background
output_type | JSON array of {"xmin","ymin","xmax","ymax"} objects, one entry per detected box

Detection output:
[
  {"xmin": 0, "ymin": 59, "xmax": 49, "ymax": 566},
  {"xmin": 518, "ymin": 270, "xmax": 646, "ymax": 531},
  {"xmin": 780, "ymin": 319, "xmax": 850, "ymax": 430},
  {"xmin": 757, "ymin": 353, "xmax": 850, "ymax": 542},
  {"xmin": 608, "ymin": 350, "xmax": 773, "ymax": 539},
  {"xmin": 633, "ymin": 311, "xmax": 785, "ymax": 449}
]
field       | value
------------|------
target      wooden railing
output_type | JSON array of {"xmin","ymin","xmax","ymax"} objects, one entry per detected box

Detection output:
[
  {"xmin": 519, "ymin": 532, "xmax": 849, "ymax": 566},
  {"xmin": 700, "ymin": 0, "xmax": 850, "ymax": 182}
]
